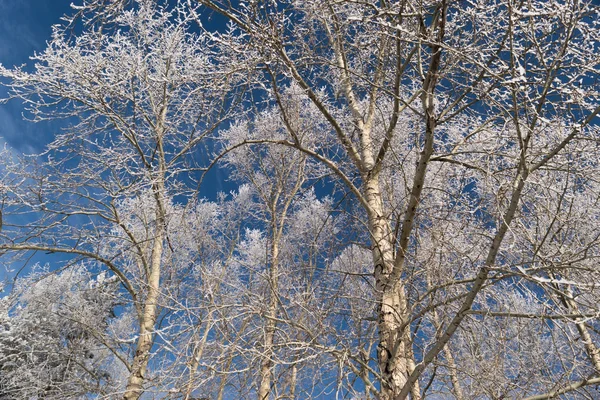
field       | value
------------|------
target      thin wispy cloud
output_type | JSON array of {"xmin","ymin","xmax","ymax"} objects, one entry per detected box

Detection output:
[{"xmin": 0, "ymin": 0, "xmax": 71, "ymax": 153}]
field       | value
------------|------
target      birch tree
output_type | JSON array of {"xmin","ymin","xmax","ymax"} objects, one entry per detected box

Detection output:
[
  {"xmin": 195, "ymin": 0, "xmax": 600, "ymax": 398},
  {"xmin": 1, "ymin": 0, "xmax": 600, "ymax": 398},
  {"xmin": 0, "ymin": 1, "xmax": 243, "ymax": 398},
  {"xmin": 219, "ymin": 103, "xmax": 346, "ymax": 399}
]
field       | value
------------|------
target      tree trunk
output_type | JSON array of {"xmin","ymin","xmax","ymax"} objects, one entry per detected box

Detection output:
[
  {"xmin": 365, "ymin": 175, "xmax": 419, "ymax": 400},
  {"xmin": 122, "ymin": 220, "xmax": 164, "ymax": 400},
  {"xmin": 184, "ymin": 313, "xmax": 214, "ymax": 400},
  {"xmin": 258, "ymin": 227, "xmax": 281, "ymax": 400},
  {"xmin": 432, "ymin": 310, "xmax": 464, "ymax": 400},
  {"xmin": 563, "ymin": 289, "xmax": 600, "ymax": 371},
  {"xmin": 123, "ymin": 119, "xmax": 168, "ymax": 399},
  {"xmin": 289, "ymin": 364, "xmax": 297, "ymax": 399}
]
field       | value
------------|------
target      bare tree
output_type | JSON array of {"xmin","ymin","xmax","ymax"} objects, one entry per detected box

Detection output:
[
  {"xmin": 227, "ymin": 134, "xmax": 308, "ymax": 400},
  {"xmin": 0, "ymin": 1, "xmax": 243, "ymax": 398},
  {"xmin": 194, "ymin": 0, "xmax": 600, "ymax": 398},
  {"xmin": 1, "ymin": 0, "xmax": 600, "ymax": 398},
  {"xmin": 214, "ymin": 103, "xmax": 348, "ymax": 399}
]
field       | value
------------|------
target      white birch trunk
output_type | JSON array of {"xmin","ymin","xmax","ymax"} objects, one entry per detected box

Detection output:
[{"xmin": 364, "ymin": 174, "xmax": 418, "ymax": 399}]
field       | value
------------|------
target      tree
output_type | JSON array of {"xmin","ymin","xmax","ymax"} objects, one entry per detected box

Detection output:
[
  {"xmin": 107, "ymin": 188, "xmax": 249, "ymax": 399},
  {"xmin": 226, "ymin": 123, "xmax": 309, "ymax": 400},
  {"xmin": 0, "ymin": 1, "xmax": 244, "ymax": 398},
  {"xmin": 0, "ymin": 265, "xmax": 121, "ymax": 399},
  {"xmin": 221, "ymin": 102, "xmax": 340, "ymax": 399},
  {"xmin": 1, "ymin": 0, "xmax": 600, "ymax": 399},
  {"xmin": 194, "ymin": 0, "xmax": 600, "ymax": 398}
]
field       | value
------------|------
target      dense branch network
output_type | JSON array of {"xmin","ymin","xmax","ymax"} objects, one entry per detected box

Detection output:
[{"xmin": 0, "ymin": 0, "xmax": 599, "ymax": 399}]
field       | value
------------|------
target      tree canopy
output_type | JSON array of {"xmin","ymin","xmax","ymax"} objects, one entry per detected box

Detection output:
[{"xmin": 0, "ymin": 0, "xmax": 599, "ymax": 399}]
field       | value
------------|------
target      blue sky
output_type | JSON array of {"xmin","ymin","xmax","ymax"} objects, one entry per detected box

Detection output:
[
  {"xmin": 0, "ymin": 1, "xmax": 74, "ymax": 283},
  {"xmin": 0, "ymin": 0, "xmax": 73, "ymax": 153}
]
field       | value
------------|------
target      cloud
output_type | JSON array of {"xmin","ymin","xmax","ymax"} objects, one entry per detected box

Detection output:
[
  {"xmin": 0, "ymin": 106, "xmax": 44, "ymax": 154},
  {"xmin": 0, "ymin": 0, "xmax": 74, "ymax": 156}
]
